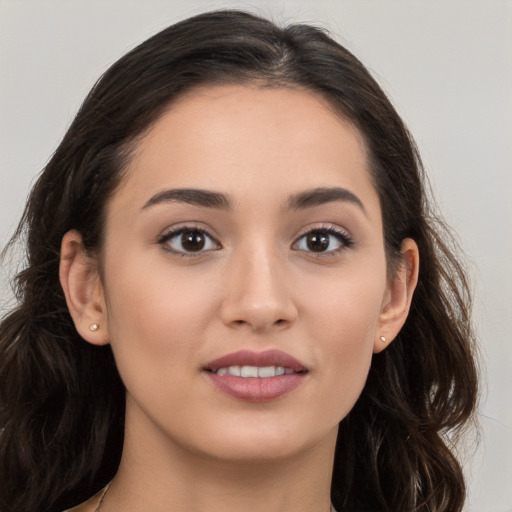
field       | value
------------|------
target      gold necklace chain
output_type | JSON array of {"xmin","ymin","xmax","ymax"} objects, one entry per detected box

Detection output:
[
  {"xmin": 94, "ymin": 483, "xmax": 110, "ymax": 512},
  {"xmin": 94, "ymin": 484, "xmax": 336, "ymax": 512}
]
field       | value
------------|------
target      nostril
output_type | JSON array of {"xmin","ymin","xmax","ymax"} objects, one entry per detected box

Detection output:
[{"xmin": 221, "ymin": 296, "xmax": 298, "ymax": 331}]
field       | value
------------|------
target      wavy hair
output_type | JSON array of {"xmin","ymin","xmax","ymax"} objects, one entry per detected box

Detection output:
[{"xmin": 0, "ymin": 10, "xmax": 478, "ymax": 512}]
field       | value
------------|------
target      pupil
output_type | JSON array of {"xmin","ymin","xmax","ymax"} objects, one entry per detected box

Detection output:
[
  {"xmin": 182, "ymin": 231, "xmax": 205, "ymax": 251},
  {"xmin": 307, "ymin": 232, "xmax": 329, "ymax": 252}
]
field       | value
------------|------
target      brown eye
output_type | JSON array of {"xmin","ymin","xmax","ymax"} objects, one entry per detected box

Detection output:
[
  {"xmin": 305, "ymin": 232, "xmax": 330, "ymax": 252},
  {"xmin": 293, "ymin": 227, "xmax": 353, "ymax": 255},
  {"xmin": 159, "ymin": 228, "xmax": 219, "ymax": 255},
  {"xmin": 181, "ymin": 230, "xmax": 206, "ymax": 252}
]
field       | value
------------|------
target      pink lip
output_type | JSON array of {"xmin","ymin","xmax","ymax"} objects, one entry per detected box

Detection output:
[
  {"xmin": 203, "ymin": 349, "xmax": 308, "ymax": 403},
  {"xmin": 204, "ymin": 349, "xmax": 307, "ymax": 372}
]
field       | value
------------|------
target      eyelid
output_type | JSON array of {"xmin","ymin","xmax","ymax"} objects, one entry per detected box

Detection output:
[
  {"xmin": 155, "ymin": 222, "xmax": 353, "ymax": 257},
  {"xmin": 157, "ymin": 224, "xmax": 221, "ymax": 256},
  {"xmin": 291, "ymin": 224, "xmax": 354, "ymax": 255}
]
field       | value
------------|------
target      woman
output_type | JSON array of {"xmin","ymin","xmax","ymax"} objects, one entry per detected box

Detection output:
[{"xmin": 0, "ymin": 10, "xmax": 478, "ymax": 512}]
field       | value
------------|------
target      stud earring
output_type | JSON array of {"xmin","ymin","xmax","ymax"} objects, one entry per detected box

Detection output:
[
  {"xmin": 379, "ymin": 336, "xmax": 386, "ymax": 343},
  {"xmin": 89, "ymin": 323, "xmax": 100, "ymax": 332}
]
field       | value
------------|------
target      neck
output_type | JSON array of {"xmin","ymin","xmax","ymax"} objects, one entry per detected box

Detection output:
[{"xmin": 105, "ymin": 408, "xmax": 337, "ymax": 512}]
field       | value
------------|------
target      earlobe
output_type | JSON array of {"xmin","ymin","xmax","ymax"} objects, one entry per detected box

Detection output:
[
  {"xmin": 59, "ymin": 230, "xmax": 110, "ymax": 346},
  {"xmin": 374, "ymin": 238, "xmax": 419, "ymax": 353}
]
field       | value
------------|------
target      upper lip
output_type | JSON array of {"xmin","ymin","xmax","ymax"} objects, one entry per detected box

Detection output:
[{"xmin": 203, "ymin": 349, "xmax": 308, "ymax": 373}]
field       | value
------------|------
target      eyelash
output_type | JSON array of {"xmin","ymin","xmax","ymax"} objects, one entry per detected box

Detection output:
[
  {"xmin": 157, "ymin": 225, "xmax": 220, "ymax": 257},
  {"xmin": 292, "ymin": 226, "xmax": 354, "ymax": 257},
  {"xmin": 157, "ymin": 225, "xmax": 354, "ymax": 257}
]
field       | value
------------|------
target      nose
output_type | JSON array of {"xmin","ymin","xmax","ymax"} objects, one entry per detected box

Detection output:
[{"xmin": 220, "ymin": 243, "xmax": 298, "ymax": 332}]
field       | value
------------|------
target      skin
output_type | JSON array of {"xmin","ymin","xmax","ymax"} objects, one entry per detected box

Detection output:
[{"xmin": 61, "ymin": 85, "xmax": 418, "ymax": 512}]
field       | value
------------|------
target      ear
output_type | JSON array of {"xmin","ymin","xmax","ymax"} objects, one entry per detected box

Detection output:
[
  {"xmin": 59, "ymin": 230, "xmax": 110, "ymax": 345},
  {"xmin": 374, "ymin": 238, "xmax": 419, "ymax": 353}
]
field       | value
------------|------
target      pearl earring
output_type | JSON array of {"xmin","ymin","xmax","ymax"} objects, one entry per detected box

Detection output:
[
  {"xmin": 89, "ymin": 323, "xmax": 100, "ymax": 332},
  {"xmin": 379, "ymin": 336, "xmax": 386, "ymax": 343}
]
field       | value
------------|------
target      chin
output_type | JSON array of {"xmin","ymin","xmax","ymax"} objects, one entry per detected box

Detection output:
[{"xmin": 179, "ymin": 416, "xmax": 339, "ymax": 465}]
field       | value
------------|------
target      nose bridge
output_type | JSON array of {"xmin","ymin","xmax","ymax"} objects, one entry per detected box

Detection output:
[{"xmin": 220, "ymin": 235, "xmax": 297, "ymax": 331}]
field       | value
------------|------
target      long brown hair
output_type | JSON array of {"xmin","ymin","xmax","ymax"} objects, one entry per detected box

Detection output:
[{"xmin": 0, "ymin": 10, "xmax": 478, "ymax": 512}]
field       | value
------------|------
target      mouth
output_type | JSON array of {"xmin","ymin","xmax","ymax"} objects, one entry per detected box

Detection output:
[
  {"xmin": 202, "ymin": 349, "xmax": 309, "ymax": 402},
  {"xmin": 209, "ymin": 365, "xmax": 298, "ymax": 377}
]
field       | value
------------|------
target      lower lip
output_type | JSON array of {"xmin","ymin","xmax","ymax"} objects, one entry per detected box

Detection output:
[{"xmin": 204, "ymin": 372, "xmax": 306, "ymax": 402}]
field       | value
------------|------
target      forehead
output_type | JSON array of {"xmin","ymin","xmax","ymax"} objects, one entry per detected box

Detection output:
[{"xmin": 112, "ymin": 84, "xmax": 377, "ymax": 213}]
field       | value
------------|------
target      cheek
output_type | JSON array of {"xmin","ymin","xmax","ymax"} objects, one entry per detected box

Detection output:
[
  {"xmin": 104, "ymin": 249, "xmax": 214, "ymax": 335},
  {"xmin": 100, "ymin": 256, "xmax": 214, "ymax": 393},
  {"xmin": 300, "ymin": 263, "xmax": 386, "ymax": 415},
  {"xmin": 303, "ymin": 259, "xmax": 386, "ymax": 344}
]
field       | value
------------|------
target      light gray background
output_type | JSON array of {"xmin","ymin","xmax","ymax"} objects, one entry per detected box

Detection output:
[{"xmin": 1, "ymin": 1, "xmax": 511, "ymax": 511}]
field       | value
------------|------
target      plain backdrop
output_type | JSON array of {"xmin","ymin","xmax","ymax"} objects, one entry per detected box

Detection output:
[{"xmin": 1, "ymin": 1, "xmax": 511, "ymax": 511}]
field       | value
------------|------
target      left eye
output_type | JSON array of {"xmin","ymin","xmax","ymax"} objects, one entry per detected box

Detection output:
[
  {"xmin": 159, "ymin": 228, "xmax": 219, "ymax": 254},
  {"xmin": 293, "ymin": 228, "xmax": 352, "ymax": 254}
]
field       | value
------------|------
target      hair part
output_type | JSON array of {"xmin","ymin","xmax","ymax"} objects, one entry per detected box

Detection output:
[{"xmin": 0, "ymin": 10, "xmax": 478, "ymax": 512}]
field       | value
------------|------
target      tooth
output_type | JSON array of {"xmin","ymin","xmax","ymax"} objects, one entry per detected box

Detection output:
[
  {"xmin": 214, "ymin": 365, "xmax": 296, "ymax": 378},
  {"xmin": 228, "ymin": 366, "xmax": 241, "ymax": 376},
  {"xmin": 258, "ymin": 366, "xmax": 276, "ymax": 377},
  {"xmin": 240, "ymin": 366, "xmax": 259, "ymax": 378}
]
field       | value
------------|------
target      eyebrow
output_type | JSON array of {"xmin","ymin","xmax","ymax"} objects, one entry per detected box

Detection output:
[
  {"xmin": 142, "ymin": 188, "xmax": 232, "ymax": 210},
  {"xmin": 141, "ymin": 186, "xmax": 366, "ymax": 215},
  {"xmin": 288, "ymin": 187, "xmax": 366, "ymax": 215}
]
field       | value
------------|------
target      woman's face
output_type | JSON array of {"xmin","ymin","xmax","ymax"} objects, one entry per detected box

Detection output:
[{"xmin": 92, "ymin": 85, "xmax": 400, "ymax": 462}]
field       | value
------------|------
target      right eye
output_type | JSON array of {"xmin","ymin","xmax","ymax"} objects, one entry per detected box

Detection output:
[
  {"xmin": 158, "ymin": 227, "xmax": 220, "ymax": 256},
  {"xmin": 292, "ymin": 226, "xmax": 354, "ymax": 255}
]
